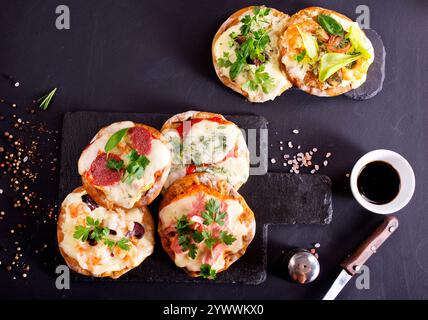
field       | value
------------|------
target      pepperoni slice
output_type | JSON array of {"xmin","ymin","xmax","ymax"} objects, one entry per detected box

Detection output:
[
  {"xmin": 128, "ymin": 126, "xmax": 152, "ymax": 155},
  {"xmin": 89, "ymin": 153, "xmax": 122, "ymax": 186}
]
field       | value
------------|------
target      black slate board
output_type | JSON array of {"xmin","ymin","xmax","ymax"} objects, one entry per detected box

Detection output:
[
  {"xmin": 344, "ymin": 29, "xmax": 386, "ymax": 100},
  {"xmin": 59, "ymin": 112, "xmax": 332, "ymax": 284}
]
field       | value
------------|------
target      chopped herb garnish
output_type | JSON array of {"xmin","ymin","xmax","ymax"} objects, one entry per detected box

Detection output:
[
  {"xmin": 37, "ymin": 87, "xmax": 57, "ymax": 110},
  {"xmin": 218, "ymin": 52, "xmax": 232, "ymax": 68},
  {"xmin": 176, "ymin": 216, "xmax": 199, "ymax": 259},
  {"xmin": 177, "ymin": 215, "xmax": 192, "ymax": 236},
  {"xmin": 115, "ymin": 237, "xmax": 131, "ymax": 250},
  {"xmin": 188, "ymin": 243, "xmax": 198, "ymax": 259},
  {"xmin": 122, "ymin": 149, "xmax": 150, "ymax": 184},
  {"xmin": 200, "ymin": 263, "xmax": 217, "ymax": 280},
  {"xmin": 73, "ymin": 217, "xmax": 130, "ymax": 251},
  {"xmin": 106, "ymin": 157, "xmax": 124, "ymax": 171},
  {"xmin": 192, "ymin": 230, "xmax": 204, "ymax": 243},
  {"xmin": 202, "ymin": 230, "xmax": 217, "ymax": 250},
  {"xmin": 222, "ymin": 6, "xmax": 273, "ymax": 91},
  {"xmin": 219, "ymin": 231, "xmax": 237, "ymax": 245},
  {"xmin": 174, "ymin": 199, "xmax": 236, "ymax": 261},
  {"xmin": 243, "ymin": 64, "xmax": 275, "ymax": 94},
  {"xmin": 105, "ymin": 128, "xmax": 129, "ymax": 153},
  {"xmin": 201, "ymin": 198, "xmax": 227, "ymax": 226}
]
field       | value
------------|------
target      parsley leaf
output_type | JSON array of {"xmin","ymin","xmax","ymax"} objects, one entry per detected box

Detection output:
[
  {"xmin": 106, "ymin": 157, "xmax": 124, "ymax": 171},
  {"xmin": 116, "ymin": 237, "xmax": 131, "ymax": 251},
  {"xmin": 73, "ymin": 217, "xmax": 130, "ymax": 251},
  {"xmin": 202, "ymin": 230, "xmax": 217, "ymax": 250},
  {"xmin": 200, "ymin": 264, "xmax": 217, "ymax": 280},
  {"xmin": 122, "ymin": 149, "xmax": 150, "ymax": 184},
  {"xmin": 219, "ymin": 231, "xmax": 237, "ymax": 245},
  {"xmin": 202, "ymin": 198, "xmax": 227, "ymax": 226},
  {"xmin": 188, "ymin": 243, "xmax": 198, "ymax": 259},
  {"xmin": 103, "ymin": 238, "xmax": 116, "ymax": 248},
  {"xmin": 178, "ymin": 234, "xmax": 191, "ymax": 251},
  {"xmin": 192, "ymin": 230, "xmax": 204, "ymax": 243},
  {"xmin": 243, "ymin": 64, "xmax": 275, "ymax": 94},
  {"xmin": 176, "ymin": 215, "xmax": 192, "ymax": 236},
  {"xmin": 73, "ymin": 225, "xmax": 90, "ymax": 242}
]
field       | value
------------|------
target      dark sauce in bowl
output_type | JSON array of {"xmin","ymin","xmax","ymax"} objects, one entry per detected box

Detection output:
[{"xmin": 357, "ymin": 161, "xmax": 400, "ymax": 204}]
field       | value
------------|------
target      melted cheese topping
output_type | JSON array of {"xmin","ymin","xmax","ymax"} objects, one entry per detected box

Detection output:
[
  {"xmin": 58, "ymin": 189, "xmax": 154, "ymax": 276},
  {"xmin": 213, "ymin": 9, "xmax": 292, "ymax": 102},
  {"xmin": 281, "ymin": 11, "xmax": 374, "ymax": 93},
  {"xmin": 159, "ymin": 192, "xmax": 255, "ymax": 272},
  {"xmin": 162, "ymin": 119, "xmax": 249, "ymax": 189},
  {"xmin": 78, "ymin": 122, "xmax": 171, "ymax": 208}
]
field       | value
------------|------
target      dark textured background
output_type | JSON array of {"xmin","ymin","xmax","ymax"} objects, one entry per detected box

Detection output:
[{"xmin": 0, "ymin": 0, "xmax": 427, "ymax": 299}]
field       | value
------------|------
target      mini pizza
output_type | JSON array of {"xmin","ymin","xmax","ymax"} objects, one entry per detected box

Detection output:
[
  {"xmin": 57, "ymin": 187, "xmax": 155, "ymax": 279},
  {"xmin": 158, "ymin": 173, "xmax": 256, "ymax": 279},
  {"xmin": 280, "ymin": 7, "xmax": 374, "ymax": 96},
  {"xmin": 161, "ymin": 111, "xmax": 250, "ymax": 191},
  {"xmin": 78, "ymin": 121, "xmax": 171, "ymax": 209},
  {"xmin": 212, "ymin": 6, "xmax": 292, "ymax": 103}
]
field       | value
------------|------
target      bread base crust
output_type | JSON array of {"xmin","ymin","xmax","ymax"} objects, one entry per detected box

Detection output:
[{"xmin": 158, "ymin": 173, "xmax": 255, "ymax": 278}]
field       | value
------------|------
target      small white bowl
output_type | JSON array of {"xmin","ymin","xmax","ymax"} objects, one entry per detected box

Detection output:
[{"xmin": 350, "ymin": 149, "xmax": 415, "ymax": 214}]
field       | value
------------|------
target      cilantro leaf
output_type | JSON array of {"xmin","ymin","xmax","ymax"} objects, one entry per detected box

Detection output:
[{"xmin": 200, "ymin": 264, "xmax": 217, "ymax": 280}]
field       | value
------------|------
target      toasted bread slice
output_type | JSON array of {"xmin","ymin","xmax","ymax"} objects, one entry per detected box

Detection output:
[
  {"xmin": 78, "ymin": 121, "xmax": 171, "ymax": 209},
  {"xmin": 161, "ymin": 111, "xmax": 250, "ymax": 191},
  {"xmin": 158, "ymin": 173, "xmax": 255, "ymax": 278},
  {"xmin": 280, "ymin": 7, "xmax": 374, "ymax": 96},
  {"xmin": 57, "ymin": 187, "xmax": 155, "ymax": 279},
  {"xmin": 212, "ymin": 6, "xmax": 292, "ymax": 102}
]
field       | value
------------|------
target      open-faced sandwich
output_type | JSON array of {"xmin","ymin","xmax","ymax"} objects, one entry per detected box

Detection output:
[
  {"xmin": 158, "ymin": 173, "xmax": 256, "ymax": 279},
  {"xmin": 78, "ymin": 121, "xmax": 171, "ymax": 209},
  {"xmin": 57, "ymin": 187, "xmax": 155, "ymax": 279},
  {"xmin": 161, "ymin": 111, "xmax": 250, "ymax": 191},
  {"xmin": 212, "ymin": 5, "xmax": 292, "ymax": 102},
  {"xmin": 280, "ymin": 7, "xmax": 374, "ymax": 96}
]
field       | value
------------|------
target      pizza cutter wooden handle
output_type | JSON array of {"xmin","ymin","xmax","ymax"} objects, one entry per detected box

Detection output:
[{"xmin": 341, "ymin": 215, "xmax": 399, "ymax": 275}]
